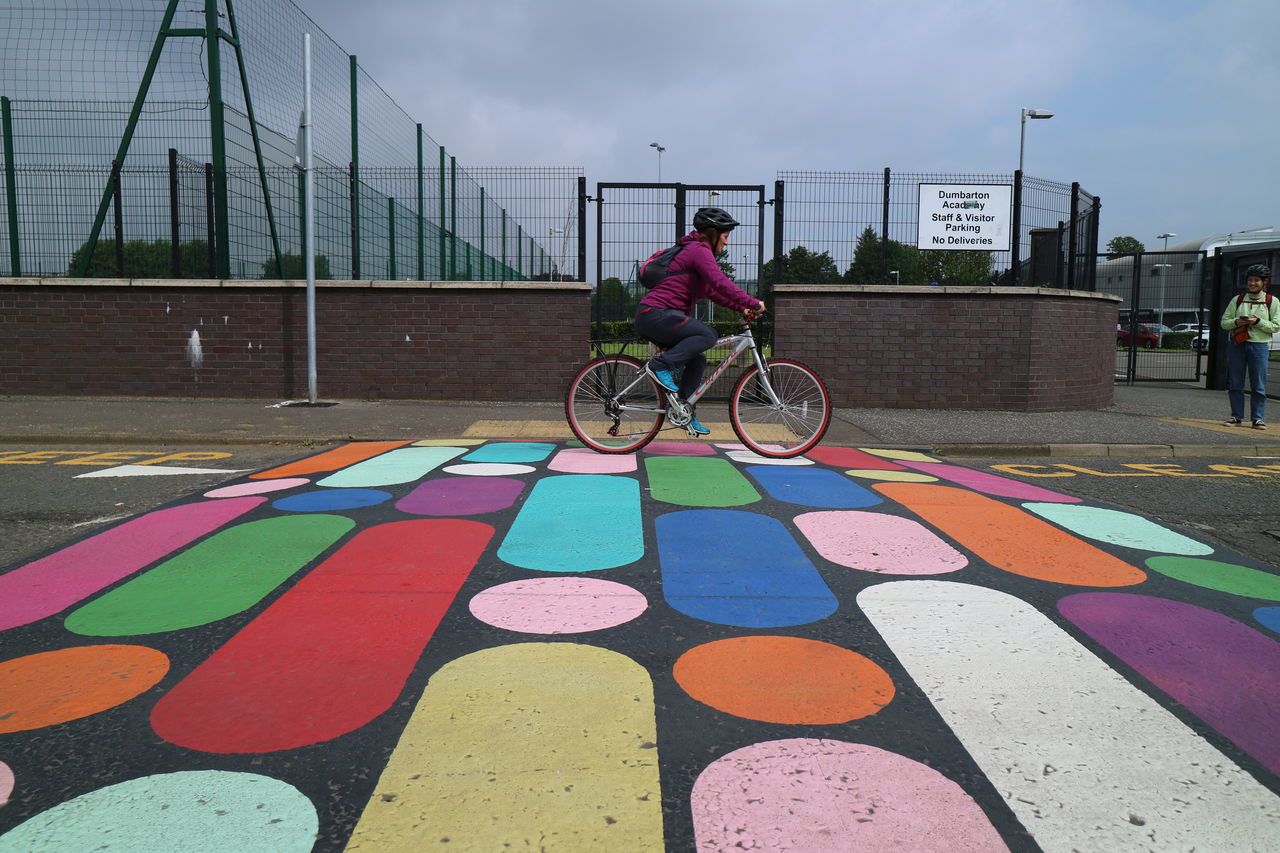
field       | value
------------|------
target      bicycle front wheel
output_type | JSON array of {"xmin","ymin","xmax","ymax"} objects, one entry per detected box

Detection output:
[
  {"xmin": 565, "ymin": 355, "xmax": 665, "ymax": 454},
  {"xmin": 729, "ymin": 358, "xmax": 831, "ymax": 458}
]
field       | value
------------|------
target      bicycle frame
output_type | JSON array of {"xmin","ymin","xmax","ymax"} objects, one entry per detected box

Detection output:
[{"xmin": 613, "ymin": 325, "xmax": 783, "ymax": 416}]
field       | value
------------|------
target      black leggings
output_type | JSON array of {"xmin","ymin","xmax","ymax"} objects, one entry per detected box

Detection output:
[{"xmin": 634, "ymin": 305, "xmax": 718, "ymax": 399}]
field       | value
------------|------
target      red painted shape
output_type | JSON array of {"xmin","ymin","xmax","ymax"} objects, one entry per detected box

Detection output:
[
  {"xmin": 805, "ymin": 446, "xmax": 906, "ymax": 471},
  {"xmin": 150, "ymin": 519, "xmax": 494, "ymax": 753}
]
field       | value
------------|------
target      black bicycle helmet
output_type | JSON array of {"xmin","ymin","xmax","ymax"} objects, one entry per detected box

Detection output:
[
  {"xmin": 1246, "ymin": 263, "xmax": 1271, "ymax": 279},
  {"xmin": 693, "ymin": 207, "xmax": 740, "ymax": 232}
]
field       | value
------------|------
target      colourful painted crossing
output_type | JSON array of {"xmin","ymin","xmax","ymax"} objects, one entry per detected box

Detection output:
[{"xmin": 2, "ymin": 438, "xmax": 1278, "ymax": 851}]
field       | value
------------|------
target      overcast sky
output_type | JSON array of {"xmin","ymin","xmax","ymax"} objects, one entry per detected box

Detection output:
[{"xmin": 295, "ymin": 0, "xmax": 1276, "ymax": 250}]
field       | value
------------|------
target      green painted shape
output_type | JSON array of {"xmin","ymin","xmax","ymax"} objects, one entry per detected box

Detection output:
[
  {"xmin": 644, "ymin": 456, "xmax": 760, "ymax": 507},
  {"xmin": 1146, "ymin": 556, "xmax": 1280, "ymax": 601},
  {"xmin": 1023, "ymin": 503, "xmax": 1213, "ymax": 555},
  {"xmin": 65, "ymin": 515, "xmax": 354, "ymax": 636}
]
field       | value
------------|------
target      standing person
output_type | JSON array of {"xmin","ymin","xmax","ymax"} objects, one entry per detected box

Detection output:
[
  {"xmin": 1220, "ymin": 263, "xmax": 1277, "ymax": 429},
  {"xmin": 634, "ymin": 207, "xmax": 766, "ymax": 436}
]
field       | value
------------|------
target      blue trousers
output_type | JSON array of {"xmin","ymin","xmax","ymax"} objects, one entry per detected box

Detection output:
[
  {"xmin": 1227, "ymin": 341, "xmax": 1269, "ymax": 421},
  {"xmin": 634, "ymin": 306, "xmax": 717, "ymax": 399}
]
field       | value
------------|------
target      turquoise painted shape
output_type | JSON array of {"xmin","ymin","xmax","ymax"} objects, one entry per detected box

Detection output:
[
  {"xmin": 0, "ymin": 771, "xmax": 317, "ymax": 853},
  {"xmin": 1022, "ymin": 502, "xmax": 1214, "ymax": 555},
  {"xmin": 463, "ymin": 442, "xmax": 556, "ymax": 464},
  {"xmin": 498, "ymin": 474, "xmax": 643, "ymax": 572},
  {"xmin": 316, "ymin": 447, "xmax": 465, "ymax": 488}
]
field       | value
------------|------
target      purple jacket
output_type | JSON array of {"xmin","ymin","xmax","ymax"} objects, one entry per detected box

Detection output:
[{"xmin": 638, "ymin": 232, "xmax": 759, "ymax": 315}]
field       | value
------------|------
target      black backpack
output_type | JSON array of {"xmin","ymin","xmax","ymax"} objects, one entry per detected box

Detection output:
[{"xmin": 638, "ymin": 243, "xmax": 687, "ymax": 290}]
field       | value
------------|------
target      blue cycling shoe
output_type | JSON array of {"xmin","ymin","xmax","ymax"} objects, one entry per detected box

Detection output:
[
  {"xmin": 646, "ymin": 363, "xmax": 680, "ymax": 393},
  {"xmin": 687, "ymin": 416, "xmax": 711, "ymax": 436}
]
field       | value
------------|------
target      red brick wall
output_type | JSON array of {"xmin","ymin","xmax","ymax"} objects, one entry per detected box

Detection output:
[
  {"xmin": 0, "ymin": 281, "xmax": 590, "ymax": 400},
  {"xmin": 773, "ymin": 285, "xmax": 1119, "ymax": 411}
]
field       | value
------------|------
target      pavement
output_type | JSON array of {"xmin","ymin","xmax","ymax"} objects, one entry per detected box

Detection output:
[{"xmin": 2, "ymin": 380, "xmax": 1278, "ymax": 456}]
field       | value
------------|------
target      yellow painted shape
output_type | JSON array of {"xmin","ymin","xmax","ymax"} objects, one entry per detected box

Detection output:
[
  {"xmin": 411, "ymin": 439, "xmax": 486, "ymax": 446},
  {"xmin": 346, "ymin": 643, "xmax": 664, "ymax": 851},
  {"xmin": 844, "ymin": 468, "xmax": 939, "ymax": 482},
  {"xmin": 857, "ymin": 447, "xmax": 937, "ymax": 462},
  {"xmin": 463, "ymin": 419, "xmax": 793, "ymax": 442},
  {"xmin": 1159, "ymin": 417, "xmax": 1280, "ymax": 441}
]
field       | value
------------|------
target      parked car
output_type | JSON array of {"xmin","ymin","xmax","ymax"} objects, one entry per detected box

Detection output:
[
  {"xmin": 1117, "ymin": 325, "xmax": 1159, "ymax": 348},
  {"xmin": 1171, "ymin": 323, "xmax": 1206, "ymax": 334},
  {"xmin": 1191, "ymin": 329, "xmax": 1210, "ymax": 352}
]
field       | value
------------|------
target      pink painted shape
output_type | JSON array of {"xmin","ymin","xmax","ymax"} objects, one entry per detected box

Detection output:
[
  {"xmin": 644, "ymin": 441, "xmax": 716, "ymax": 456},
  {"xmin": 901, "ymin": 461, "xmax": 1082, "ymax": 503},
  {"xmin": 692, "ymin": 739, "xmax": 1007, "ymax": 852},
  {"xmin": 794, "ymin": 511, "xmax": 967, "ymax": 575},
  {"xmin": 0, "ymin": 760, "xmax": 12, "ymax": 806},
  {"xmin": 547, "ymin": 448, "xmax": 638, "ymax": 473},
  {"xmin": 468, "ymin": 577, "xmax": 648, "ymax": 634},
  {"xmin": 0, "ymin": 497, "xmax": 265, "ymax": 631},
  {"xmin": 203, "ymin": 477, "xmax": 310, "ymax": 498}
]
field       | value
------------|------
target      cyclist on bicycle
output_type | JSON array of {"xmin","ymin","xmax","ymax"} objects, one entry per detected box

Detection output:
[{"xmin": 635, "ymin": 207, "xmax": 766, "ymax": 436}]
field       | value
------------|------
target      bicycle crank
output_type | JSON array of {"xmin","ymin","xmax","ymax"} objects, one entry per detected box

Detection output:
[{"xmin": 665, "ymin": 395, "xmax": 692, "ymax": 427}]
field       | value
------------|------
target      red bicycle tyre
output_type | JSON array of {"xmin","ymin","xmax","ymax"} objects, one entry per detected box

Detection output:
[
  {"xmin": 729, "ymin": 358, "xmax": 831, "ymax": 458},
  {"xmin": 565, "ymin": 355, "xmax": 665, "ymax": 454}
]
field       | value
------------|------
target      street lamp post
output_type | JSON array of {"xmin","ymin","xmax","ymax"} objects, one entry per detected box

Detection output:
[
  {"xmin": 1152, "ymin": 263, "xmax": 1173, "ymax": 341},
  {"xmin": 890, "ymin": 269, "xmax": 900, "ymax": 285},
  {"xmin": 1157, "ymin": 231, "xmax": 1176, "ymax": 251},
  {"xmin": 1018, "ymin": 108, "xmax": 1054, "ymax": 174},
  {"xmin": 549, "ymin": 227, "xmax": 565, "ymax": 280},
  {"xmin": 649, "ymin": 142, "xmax": 665, "ymax": 182}
]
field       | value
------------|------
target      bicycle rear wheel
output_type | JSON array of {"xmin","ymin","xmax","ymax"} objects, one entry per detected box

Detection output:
[
  {"xmin": 565, "ymin": 355, "xmax": 665, "ymax": 454},
  {"xmin": 729, "ymin": 358, "xmax": 831, "ymax": 458}
]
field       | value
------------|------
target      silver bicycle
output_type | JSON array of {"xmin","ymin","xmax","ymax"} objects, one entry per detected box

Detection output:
[{"xmin": 565, "ymin": 323, "xmax": 831, "ymax": 458}]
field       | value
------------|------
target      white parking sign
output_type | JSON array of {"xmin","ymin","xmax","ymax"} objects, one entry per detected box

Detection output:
[{"xmin": 917, "ymin": 183, "xmax": 1012, "ymax": 251}]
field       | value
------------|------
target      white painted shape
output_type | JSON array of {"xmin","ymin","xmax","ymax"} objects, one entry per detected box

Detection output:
[
  {"xmin": 725, "ymin": 450, "xmax": 813, "ymax": 466},
  {"xmin": 857, "ymin": 580, "xmax": 1280, "ymax": 852},
  {"xmin": 443, "ymin": 463, "xmax": 537, "ymax": 477},
  {"xmin": 74, "ymin": 465, "xmax": 249, "ymax": 479},
  {"xmin": 186, "ymin": 330, "xmax": 203, "ymax": 369}
]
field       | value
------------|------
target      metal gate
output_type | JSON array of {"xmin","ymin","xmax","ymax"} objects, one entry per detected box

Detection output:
[
  {"xmin": 1095, "ymin": 250, "xmax": 1209, "ymax": 382},
  {"xmin": 593, "ymin": 182, "xmax": 767, "ymax": 399}
]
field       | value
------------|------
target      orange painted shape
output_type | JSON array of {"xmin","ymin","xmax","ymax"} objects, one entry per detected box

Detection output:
[
  {"xmin": 875, "ymin": 483, "xmax": 1147, "ymax": 587},
  {"xmin": 0, "ymin": 645, "xmax": 169, "ymax": 734},
  {"xmin": 673, "ymin": 636, "xmax": 894, "ymax": 724},
  {"xmin": 249, "ymin": 441, "xmax": 413, "ymax": 480}
]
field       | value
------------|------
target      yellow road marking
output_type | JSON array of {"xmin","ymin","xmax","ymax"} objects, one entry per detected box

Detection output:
[{"xmin": 1159, "ymin": 417, "xmax": 1280, "ymax": 441}]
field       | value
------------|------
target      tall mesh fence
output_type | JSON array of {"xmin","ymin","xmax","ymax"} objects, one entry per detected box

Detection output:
[{"xmin": 0, "ymin": 0, "xmax": 577, "ymax": 279}]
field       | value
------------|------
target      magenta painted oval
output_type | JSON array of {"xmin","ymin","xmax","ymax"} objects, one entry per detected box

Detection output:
[
  {"xmin": 900, "ymin": 461, "xmax": 1082, "ymax": 503},
  {"xmin": 204, "ymin": 478, "xmax": 310, "ymax": 498},
  {"xmin": 547, "ymin": 448, "xmax": 638, "ymax": 474},
  {"xmin": 1059, "ymin": 592, "xmax": 1280, "ymax": 777},
  {"xmin": 468, "ymin": 578, "xmax": 648, "ymax": 634},
  {"xmin": 794, "ymin": 511, "xmax": 968, "ymax": 575},
  {"xmin": 0, "ymin": 497, "xmax": 266, "ymax": 632},
  {"xmin": 396, "ymin": 477, "xmax": 524, "ymax": 516},
  {"xmin": 692, "ymin": 739, "xmax": 1007, "ymax": 852}
]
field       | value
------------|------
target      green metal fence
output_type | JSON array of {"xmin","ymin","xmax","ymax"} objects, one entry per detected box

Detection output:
[{"xmin": 0, "ymin": 0, "xmax": 581, "ymax": 280}]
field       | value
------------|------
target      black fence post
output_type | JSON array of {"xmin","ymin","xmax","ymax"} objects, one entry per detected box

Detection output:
[
  {"xmin": 1206, "ymin": 248, "xmax": 1224, "ymax": 389},
  {"xmin": 674, "ymin": 184, "xmax": 686, "ymax": 240},
  {"xmin": 1055, "ymin": 221, "xmax": 1066, "ymax": 289},
  {"xmin": 204, "ymin": 162, "xmax": 215, "ymax": 277},
  {"xmin": 577, "ymin": 176, "xmax": 587, "ymax": 282},
  {"xmin": 594, "ymin": 183, "xmax": 603, "ymax": 334},
  {"xmin": 881, "ymin": 167, "xmax": 890, "ymax": 282},
  {"xmin": 111, "ymin": 159, "xmax": 124, "ymax": 277},
  {"xmin": 1126, "ymin": 253, "xmax": 1142, "ymax": 383},
  {"xmin": 1089, "ymin": 196, "xmax": 1101, "ymax": 291},
  {"xmin": 1010, "ymin": 170, "xmax": 1023, "ymax": 284},
  {"xmin": 1066, "ymin": 181, "xmax": 1080, "ymax": 289},
  {"xmin": 2, "ymin": 96, "xmax": 20, "ymax": 277},
  {"xmin": 349, "ymin": 161, "xmax": 360, "ymax": 278},
  {"xmin": 388, "ymin": 197, "xmax": 396, "ymax": 280},
  {"xmin": 168, "ymin": 148, "xmax": 180, "ymax": 277}
]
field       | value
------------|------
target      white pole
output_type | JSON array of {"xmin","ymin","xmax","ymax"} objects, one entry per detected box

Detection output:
[{"xmin": 303, "ymin": 34, "xmax": 317, "ymax": 404}]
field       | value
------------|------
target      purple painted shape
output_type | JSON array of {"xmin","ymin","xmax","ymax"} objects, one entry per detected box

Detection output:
[
  {"xmin": 396, "ymin": 477, "xmax": 524, "ymax": 516},
  {"xmin": 1060, "ymin": 592, "xmax": 1280, "ymax": 776},
  {"xmin": 643, "ymin": 441, "xmax": 716, "ymax": 456},
  {"xmin": 0, "ymin": 497, "xmax": 265, "ymax": 631},
  {"xmin": 901, "ymin": 461, "xmax": 1081, "ymax": 503}
]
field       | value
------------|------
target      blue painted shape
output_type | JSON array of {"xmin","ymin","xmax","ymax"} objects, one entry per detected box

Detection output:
[
  {"xmin": 498, "ymin": 475, "xmax": 643, "ymax": 572},
  {"xmin": 1256, "ymin": 606, "xmax": 1280, "ymax": 634},
  {"xmin": 657, "ymin": 509, "xmax": 838, "ymax": 628},
  {"xmin": 272, "ymin": 489, "xmax": 391, "ymax": 512},
  {"xmin": 463, "ymin": 442, "xmax": 556, "ymax": 464},
  {"xmin": 744, "ymin": 466, "xmax": 882, "ymax": 509}
]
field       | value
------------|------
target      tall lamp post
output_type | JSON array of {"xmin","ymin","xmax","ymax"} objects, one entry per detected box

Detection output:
[
  {"xmin": 649, "ymin": 142, "xmax": 665, "ymax": 182},
  {"xmin": 1152, "ymin": 263, "xmax": 1172, "ymax": 342},
  {"xmin": 1019, "ymin": 108, "xmax": 1054, "ymax": 173},
  {"xmin": 549, "ymin": 227, "xmax": 564, "ymax": 280},
  {"xmin": 1157, "ymin": 231, "xmax": 1176, "ymax": 251}
]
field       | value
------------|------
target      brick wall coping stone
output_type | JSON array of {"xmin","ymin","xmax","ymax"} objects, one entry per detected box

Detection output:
[
  {"xmin": 774, "ymin": 283, "xmax": 1121, "ymax": 302},
  {"xmin": 2, "ymin": 277, "xmax": 592, "ymax": 292}
]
